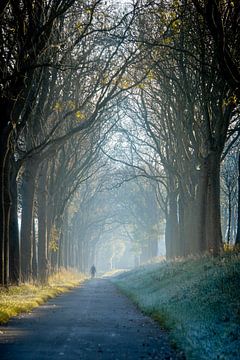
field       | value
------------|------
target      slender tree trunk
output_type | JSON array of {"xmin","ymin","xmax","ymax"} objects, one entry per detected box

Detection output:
[
  {"xmin": 227, "ymin": 192, "xmax": 231, "ymax": 244},
  {"xmin": 58, "ymin": 232, "xmax": 63, "ymax": 269},
  {"xmin": 231, "ymin": 210, "xmax": 235, "ymax": 241},
  {"xmin": 178, "ymin": 193, "xmax": 186, "ymax": 257},
  {"xmin": 197, "ymin": 162, "xmax": 209, "ymax": 254},
  {"xmin": 165, "ymin": 217, "xmax": 173, "ymax": 259},
  {"xmin": 51, "ymin": 217, "xmax": 61, "ymax": 273},
  {"xmin": 46, "ymin": 207, "xmax": 54, "ymax": 274},
  {"xmin": 3, "ymin": 153, "xmax": 11, "ymax": 286},
  {"xmin": 47, "ymin": 210, "xmax": 53, "ymax": 261},
  {"xmin": 20, "ymin": 159, "xmax": 38, "ymax": 282},
  {"xmin": 63, "ymin": 231, "xmax": 68, "ymax": 269},
  {"xmin": 9, "ymin": 158, "xmax": 20, "ymax": 284},
  {"xmin": 149, "ymin": 238, "xmax": 158, "ymax": 259},
  {"xmin": 78, "ymin": 240, "xmax": 84, "ymax": 272},
  {"xmin": 165, "ymin": 191, "xmax": 179, "ymax": 258},
  {"xmin": 235, "ymin": 153, "xmax": 240, "ymax": 246},
  {"xmin": 0, "ymin": 131, "xmax": 12, "ymax": 286},
  {"xmin": 0, "ymin": 103, "xmax": 13, "ymax": 286},
  {"xmin": 69, "ymin": 234, "xmax": 73, "ymax": 268},
  {"xmin": 83, "ymin": 240, "xmax": 88, "ymax": 272},
  {"xmin": 63, "ymin": 213, "xmax": 69, "ymax": 269},
  {"xmin": 72, "ymin": 219, "xmax": 78, "ymax": 269},
  {"xmin": 32, "ymin": 216, "xmax": 38, "ymax": 281},
  {"xmin": 37, "ymin": 162, "xmax": 48, "ymax": 284}
]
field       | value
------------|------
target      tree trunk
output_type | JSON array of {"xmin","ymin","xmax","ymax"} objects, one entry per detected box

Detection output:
[
  {"xmin": 78, "ymin": 240, "xmax": 84, "ymax": 272},
  {"xmin": 165, "ymin": 191, "xmax": 179, "ymax": 258},
  {"xmin": 235, "ymin": 153, "xmax": 240, "ymax": 246},
  {"xmin": 20, "ymin": 159, "xmax": 38, "ymax": 282},
  {"xmin": 63, "ymin": 214, "xmax": 69, "ymax": 269},
  {"xmin": 57, "ymin": 232, "xmax": 63, "ymax": 269},
  {"xmin": 69, "ymin": 234, "xmax": 73, "ymax": 268},
  {"xmin": 178, "ymin": 192, "xmax": 187, "ymax": 257},
  {"xmin": 64, "ymin": 230, "xmax": 69, "ymax": 269},
  {"xmin": 37, "ymin": 162, "xmax": 48, "ymax": 284},
  {"xmin": 3, "ymin": 155, "xmax": 11, "ymax": 286},
  {"xmin": 149, "ymin": 238, "xmax": 158, "ymax": 259},
  {"xmin": 230, "ymin": 208, "xmax": 235, "ymax": 243},
  {"xmin": 227, "ymin": 191, "xmax": 231, "ymax": 244},
  {"xmin": 32, "ymin": 216, "xmax": 38, "ymax": 281},
  {"xmin": 196, "ymin": 162, "xmax": 209, "ymax": 254},
  {"xmin": 0, "ymin": 129, "xmax": 12, "ymax": 286},
  {"xmin": 9, "ymin": 158, "xmax": 20, "ymax": 284},
  {"xmin": 182, "ymin": 198, "xmax": 200, "ymax": 255},
  {"xmin": 205, "ymin": 152, "xmax": 223, "ymax": 255}
]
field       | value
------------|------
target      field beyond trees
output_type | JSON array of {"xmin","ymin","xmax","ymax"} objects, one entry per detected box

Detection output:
[{"xmin": 113, "ymin": 254, "xmax": 240, "ymax": 360}]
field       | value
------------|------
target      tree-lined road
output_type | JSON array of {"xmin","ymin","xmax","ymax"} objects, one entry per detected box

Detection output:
[{"xmin": 0, "ymin": 279, "xmax": 183, "ymax": 359}]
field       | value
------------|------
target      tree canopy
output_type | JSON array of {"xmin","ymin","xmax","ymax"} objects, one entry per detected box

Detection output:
[{"xmin": 0, "ymin": 0, "xmax": 239, "ymax": 286}]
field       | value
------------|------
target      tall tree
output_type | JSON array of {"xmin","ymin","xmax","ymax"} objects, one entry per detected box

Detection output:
[{"xmin": 0, "ymin": 0, "xmax": 79, "ymax": 285}]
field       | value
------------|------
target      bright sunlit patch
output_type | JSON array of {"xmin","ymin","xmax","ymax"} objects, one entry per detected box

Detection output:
[
  {"xmin": 101, "ymin": 269, "xmax": 129, "ymax": 278},
  {"xmin": 0, "ymin": 270, "xmax": 87, "ymax": 324}
]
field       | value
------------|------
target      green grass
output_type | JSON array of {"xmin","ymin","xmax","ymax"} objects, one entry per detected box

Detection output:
[
  {"xmin": 0, "ymin": 269, "xmax": 87, "ymax": 324},
  {"xmin": 112, "ymin": 253, "xmax": 240, "ymax": 360}
]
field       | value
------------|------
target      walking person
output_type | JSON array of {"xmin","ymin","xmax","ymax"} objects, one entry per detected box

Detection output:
[{"xmin": 90, "ymin": 264, "xmax": 96, "ymax": 278}]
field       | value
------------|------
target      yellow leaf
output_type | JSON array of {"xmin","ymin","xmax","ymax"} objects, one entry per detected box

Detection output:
[
  {"xmin": 75, "ymin": 22, "xmax": 83, "ymax": 31},
  {"xmin": 75, "ymin": 111, "xmax": 86, "ymax": 121},
  {"xmin": 101, "ymin": 76, "xmax": 109, "ymax": 86},
  {"xmin": 147, "ymin": 70, "xmax": 155, "ymax": 81},
  {"xmin": 53, "ymin": 102, "xmax": 62, "ymax": 111},
  {"xmin": 223, "ymin": 94, "xmax": 238, "ymax": 107},
  {"xmin": 232, "ymin": 95, "xmax": 237, "ymax": 104},
  {"xmin": 171, "ymin": 19, "xmax": 181, "ymax": 33},
  {"xmin": 85, "ymin": 8, "xmax": 92, "ymax": 14},
  {"xmin": 136, "ymin": 83, "xmax": 145, "ymax": 89},
  {"xmin": 162, "ymin": 37, "xmax": 172, "ymax": 45},
  {"xmin": 118, "ymin": 77, "xmax": 132, "ymax": 89}
]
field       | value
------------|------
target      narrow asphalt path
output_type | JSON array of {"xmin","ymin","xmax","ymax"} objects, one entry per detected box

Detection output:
[{"xmin": 0, "ymin": 279, "xmax": 183, "ymax": 360}]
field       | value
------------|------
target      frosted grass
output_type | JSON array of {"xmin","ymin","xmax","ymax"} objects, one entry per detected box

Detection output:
[{"xmin": 112, "ymin": 254, "xmax": 240, "ymax": 360}]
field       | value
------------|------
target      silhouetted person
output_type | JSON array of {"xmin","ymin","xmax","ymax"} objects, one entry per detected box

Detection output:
[{"xmin": 90, "ymin": 264, "xmax": 96, "ymax": 278}]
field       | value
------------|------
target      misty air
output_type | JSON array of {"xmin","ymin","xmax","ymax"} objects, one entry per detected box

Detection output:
[{"xmin": 0, "ymin": 1, "xmax": 239, "ymax": 359}]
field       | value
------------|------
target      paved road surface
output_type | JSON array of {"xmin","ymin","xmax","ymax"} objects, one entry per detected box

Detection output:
[{"xmin": 0, "ymin": 279, "xmax": 184, "ymax": 359}]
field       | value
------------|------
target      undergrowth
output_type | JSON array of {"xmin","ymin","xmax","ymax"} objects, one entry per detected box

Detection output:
[
  {"xmin": 113, "ymin": 253, "xmax": 240, "ymax": 360},
  {"xmin": 0, "ymin": 269, "xmax": 87, "ymax": 324}
]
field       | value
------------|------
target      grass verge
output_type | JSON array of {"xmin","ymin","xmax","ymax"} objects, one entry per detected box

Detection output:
[
  {"xmin": 0, "ymin": 269, "xmax": 87, "ymax": 324},
  {"xmin": 112, "ymin": 254, "xmax": 240, "ymax": 360}
]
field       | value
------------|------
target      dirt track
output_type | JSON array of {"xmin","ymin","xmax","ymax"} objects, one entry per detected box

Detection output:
[{"xmin": 0, "ymin": 278, "xmax": 184, "ymax": 359}]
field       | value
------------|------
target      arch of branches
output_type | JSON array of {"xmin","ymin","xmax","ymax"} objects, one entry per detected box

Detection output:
[{"xmin": 0, "ymin": 0, "xmax": 239, "ymax": 285}]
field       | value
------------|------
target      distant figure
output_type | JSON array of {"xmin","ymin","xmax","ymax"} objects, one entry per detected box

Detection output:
[{"xmin": 90, "ymin": 264, "xmax": 96, "ymax": 278}]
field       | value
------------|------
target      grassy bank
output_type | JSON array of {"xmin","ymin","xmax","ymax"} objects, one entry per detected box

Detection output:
[
  {"xmin": 113, "ymin": 254, "xmax": 240, "ymax": 360},
  {"xmin": 0, "ymin": 269, "xmax": 87, "ymax": 324}
]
